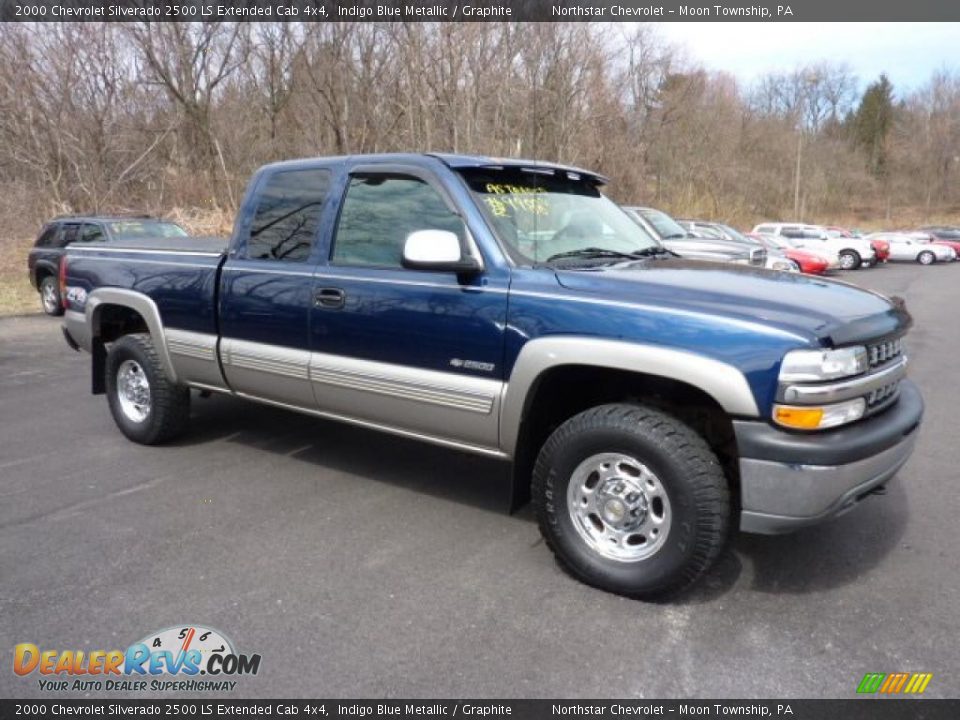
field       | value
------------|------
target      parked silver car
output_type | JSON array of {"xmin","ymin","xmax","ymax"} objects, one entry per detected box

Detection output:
[
  {"xmin": 680, "ymin": 220, "xmax": 796, "ymax": 272},
  {"xmin": 865, "ymin": 232, "xmax": 956, "ymax": 265},
  {"xmin": 624, "ymin": 207, "xmax": 767, "ymax": 267}
]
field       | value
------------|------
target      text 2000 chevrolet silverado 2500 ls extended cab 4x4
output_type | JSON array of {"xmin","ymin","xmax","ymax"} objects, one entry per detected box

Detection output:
[{"xmin": 60, "ymin": 154, "xmax": 923, "ymax": 599}]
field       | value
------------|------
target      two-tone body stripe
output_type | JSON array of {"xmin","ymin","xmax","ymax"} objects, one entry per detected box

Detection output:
[
  {"xmin": 309, "ymin": 355, "xmax": 497, "ymax": 415},
  {"xmin": 213, "ymin": 338, "xmax": 499, "ymax": 416}
]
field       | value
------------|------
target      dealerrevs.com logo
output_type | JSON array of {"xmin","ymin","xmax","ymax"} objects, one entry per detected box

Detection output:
[{"xmin": 13, "ymin": 625, "xmax": 261, "ymax": 692}]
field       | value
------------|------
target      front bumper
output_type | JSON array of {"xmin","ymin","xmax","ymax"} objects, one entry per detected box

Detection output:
[{"xmin": 735, "ymin": 380, "xmax": 923, "ymax": 534}]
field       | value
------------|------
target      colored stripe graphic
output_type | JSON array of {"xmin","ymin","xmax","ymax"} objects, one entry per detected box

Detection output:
[
  {"xmin": 857, "ymin": 673, "xmax": 885, "ymax": 693},
  {"xmin": 904, "ymin": 673, "xmax": 933, "ymax": 694},
  {"xmin": 858, "ymin": 672, "xmax": 932, "ymax": 694}
]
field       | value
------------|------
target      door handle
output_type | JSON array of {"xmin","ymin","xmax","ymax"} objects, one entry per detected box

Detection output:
[{"xmin": 314, "ymin": 287, "xmax": 346, "ymax": 309}]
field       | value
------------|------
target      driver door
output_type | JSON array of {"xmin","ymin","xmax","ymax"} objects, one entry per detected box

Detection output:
[{"xmin": 309, "ymin": 168, "xmax": 508, "ymax": 450}]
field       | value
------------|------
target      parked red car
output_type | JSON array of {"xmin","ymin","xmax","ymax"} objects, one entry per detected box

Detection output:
[
  {"xmin": 749, "ymin": 233, "xmax": 830, "ymax": 274},
  {"xmin": 826, "ymin": 226, "xmax": 890, "ymax": 262}
]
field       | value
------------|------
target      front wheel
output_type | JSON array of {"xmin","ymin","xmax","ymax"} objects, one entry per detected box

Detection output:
[
  {"xmin": 39, "ymin": 276, "xmax": 63, "ymax": 316},
  {"xmin": 106, "ymin": 333, "xmax": 190, "ymax": 444},
  {"xmin": 917, "ymin": 251, "xmax": 936, "ymax": 265},
  {"xmin": 532, "ymin": 403, "xmax": 730, "ymax": 600},
  {"xmin": 838, "ymin": 250, "xmax": 861, "ymax": 270}
]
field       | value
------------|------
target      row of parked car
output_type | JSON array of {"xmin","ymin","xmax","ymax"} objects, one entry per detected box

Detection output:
[
  {"xmin": 25, "ymin": 208, "xmax": 960, "ymax": 317},
  {"xmin": 622, "ymin": 207, "xmax": 960, "ymax": 274}
]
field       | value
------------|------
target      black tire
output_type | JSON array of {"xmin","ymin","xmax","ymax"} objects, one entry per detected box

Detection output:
[
  {"xmin": 838, "ymin": 249, "xmax": 861, "ymax": 270},
  {"xmin": 788, "ymin": 259, "xmax": 802, "ymax": 273},
  {"xmin": 39, "ymin": 276, "xmax": 64, "ymax": 316},
  {"xmin": 532, "ymin": 403, "xmax": 730, "ymax": 600},
  {"xmin": 862, "ymin": 256, "xmax": 878, "ymax": 268},
  {"xmin": 917, "ymin": 251, "xmax": 935, "ymax": 266},
  {"xmin": 105, "ymin": 333, "xmax": 190, "ymax": 445}
]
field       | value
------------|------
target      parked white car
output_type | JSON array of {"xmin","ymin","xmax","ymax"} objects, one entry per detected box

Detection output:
[
  {"xmin": 752, "ymin": 222, "xmax": 877, "ymax": 271},
  {"xmin": 865, "ymin": 232, "xmax": 956, "ymax": 265}
]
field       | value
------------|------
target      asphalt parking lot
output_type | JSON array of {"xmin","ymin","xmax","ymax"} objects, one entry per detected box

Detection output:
[{"xmin": 1, "ymin": 261, "xmax": 958, "ymax": 700}]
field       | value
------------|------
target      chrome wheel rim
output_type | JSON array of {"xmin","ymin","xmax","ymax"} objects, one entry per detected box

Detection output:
[
  {"xmin": 919, "ymin": 253, "xmax": 933, "ymax": 265},
  {"xmin": 567, "ymin": 452, "xmax": 672, "ymax": 562},
  {"xmin": 41, "ymin": 283, "xmax": 58, "ymax": 313},
  {"xmin": 116, "ymin": 359, "xmax": 151, "ymax": 423},
  {"xmin": 839, "ymin": 253, "xmax": 857, "ymax": 270}
]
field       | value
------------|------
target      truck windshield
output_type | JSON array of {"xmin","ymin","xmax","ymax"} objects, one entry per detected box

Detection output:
[
  {"xmin": 459, "ymin": 168, "xmax": 660, "ymax": 264},
  {"xmin": 107, "ymin": 221, "xmax": 188, "ymax": 240}
]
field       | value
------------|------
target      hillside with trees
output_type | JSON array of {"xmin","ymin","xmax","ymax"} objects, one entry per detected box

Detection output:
[{"xmin": 1, "ymin": 22, "xmax": 958, "ymax": 239}]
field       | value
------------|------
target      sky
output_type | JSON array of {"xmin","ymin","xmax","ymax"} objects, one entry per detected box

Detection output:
[{"xmin": 659, "ymin": 23, "xmax": 960, "ymax": 96}]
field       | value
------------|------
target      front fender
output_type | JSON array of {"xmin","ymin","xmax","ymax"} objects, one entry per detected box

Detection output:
[{"xmin": 498, "ymin": 337, "xmax": 760, "ymax": 455}]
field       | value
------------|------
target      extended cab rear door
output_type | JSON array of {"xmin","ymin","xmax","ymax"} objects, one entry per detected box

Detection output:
[
  {"xmin": 218, "ymin": 166, "xmax": 333, "ymax": 407},
  {"xmin": 309, "ymin": 165, "xmax": 509, "ymax": 452}
]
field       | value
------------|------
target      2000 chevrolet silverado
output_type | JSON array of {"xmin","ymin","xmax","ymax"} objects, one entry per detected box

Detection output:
[{"xmin": 60, "ymin": 153, "xmax": 923, "ymax": 599}]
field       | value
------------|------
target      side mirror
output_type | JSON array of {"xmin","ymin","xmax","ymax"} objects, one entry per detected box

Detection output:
[{"xmin": 402, "ymin": 230, "xmax": 481, "ymax": 274}]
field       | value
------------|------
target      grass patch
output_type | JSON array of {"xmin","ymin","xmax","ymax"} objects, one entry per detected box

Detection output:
[{"xmin": 0, "ymin": 237, "xmax": 38, "ymax": 316}]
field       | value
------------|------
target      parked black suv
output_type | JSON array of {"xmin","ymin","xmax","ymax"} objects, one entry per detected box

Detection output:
[{"xmin": 27, "ymin": 216, "xmax": 188, "ymax": 315}]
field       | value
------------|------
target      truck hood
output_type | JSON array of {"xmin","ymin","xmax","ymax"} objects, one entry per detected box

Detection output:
[{"xmin": 553, "ymin": 258, "xmax": 909, "ymax": 345}]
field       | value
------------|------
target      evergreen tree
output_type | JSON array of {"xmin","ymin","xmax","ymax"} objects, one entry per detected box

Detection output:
[{"xmin": 852, "ymin": 74, "xmax": 895, "ymax": 177}]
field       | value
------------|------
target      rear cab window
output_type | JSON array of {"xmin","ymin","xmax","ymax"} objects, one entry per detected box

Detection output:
[
  {"xmin": 244, "ymin": 168, "xmax": 332, "ymax": 262},
  {"xmin": 34, "ymin": 225, "xmax": 57, "ymax": 247}
]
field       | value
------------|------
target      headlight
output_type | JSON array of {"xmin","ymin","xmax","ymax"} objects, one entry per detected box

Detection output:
[
  {"xmin": 771, "ymin": 260, "xmax": 795, "ymax": 272},
  {"xmin": 773, "ymin": 398, "xmax": 866, "ymax": 430},
  {"xmin": 779, "ymin": 346, "xmax": 868, "ymax": 382}
]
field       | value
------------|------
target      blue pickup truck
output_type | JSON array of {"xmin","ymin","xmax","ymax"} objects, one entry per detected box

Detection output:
[{"xmin": 60, "ymin": 153, "xmax": 923, "ymax": 599}]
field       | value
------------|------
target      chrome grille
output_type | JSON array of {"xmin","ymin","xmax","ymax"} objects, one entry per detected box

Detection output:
[
  {"xmin": 867, "ymin": 338, "xmax": 903, "ymax": 368},
  {"xmin": 749, "ymin": 248, "xmax": 767, "ymax": 266},
  {"xmin": 866, "ymin": 380, "xmax": 900, "ymax": 409}
]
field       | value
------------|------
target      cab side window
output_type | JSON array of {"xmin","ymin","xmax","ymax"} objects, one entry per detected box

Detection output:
[
  {"xmin": 246, "ymin": 168, "xmax": 331, "ymax": 262},
  {"xmin": 332, "ymin": 175, "xmax": 464, "ymax": 268},
  {"xmin": 59, "ymin": 224, "xmax": 80, "ymax": 247},
  {"xmin": 81, "ymin": 223, "xmax": 104, "ymax": 242}
]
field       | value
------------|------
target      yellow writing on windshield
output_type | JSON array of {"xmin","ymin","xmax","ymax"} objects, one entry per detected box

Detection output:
[{"xmin": 482, "ymin": 183, "xmax": 549, "ymax": 217}]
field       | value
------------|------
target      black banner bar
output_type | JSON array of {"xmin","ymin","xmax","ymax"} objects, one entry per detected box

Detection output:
[
  {"xmin": 3, "ymin": 0, "xmax": 960, "ymax": 22},
  {"xmin": 3, "ymin": 700, "xmax": 960, "ymax": 719}
]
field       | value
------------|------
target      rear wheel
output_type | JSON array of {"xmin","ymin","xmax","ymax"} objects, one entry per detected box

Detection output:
[
  {"xmin": 532, "ymin": 403, "xmax": 730, "ymax": 600},
  {"xmin": 39, "ymin": 276, "xmax": 63, "ymax": 316},
  {"xmin": 838, "ymin": 250, "xmax": 861, "ymax": 270},
  {"xmin": 106, "ymin": 333, "xmax": 190, "ymax": 444},
  {"xmin": 917, "ymin": 251, "xmax": 936, "ymax": 265}
]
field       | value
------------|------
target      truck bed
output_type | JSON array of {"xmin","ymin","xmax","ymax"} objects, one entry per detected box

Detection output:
[
  {"xmin": 79, "ymin": 235, "xmax": 229, "ymax": 255},
  {"xmin": 64, "ymin": 236, "xmax": 227, "ymax": 336}
]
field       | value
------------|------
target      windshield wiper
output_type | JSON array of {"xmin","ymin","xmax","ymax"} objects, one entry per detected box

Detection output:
[{"xmin": 546, "ymin": 247, "xmax": 657, "ymax": 263}]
